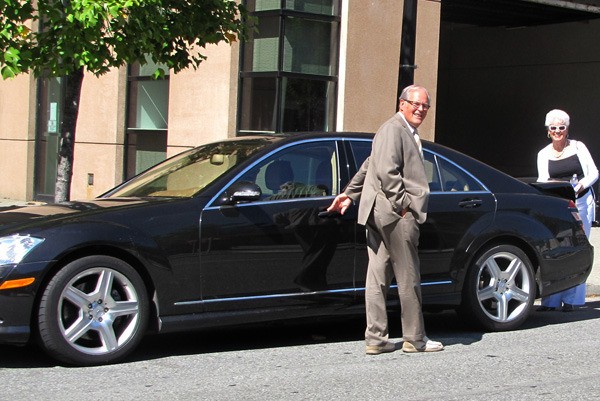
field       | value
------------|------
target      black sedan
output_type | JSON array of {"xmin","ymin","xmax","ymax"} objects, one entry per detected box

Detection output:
[{"xmin": 0, "ymin": 133, "xmax": 592, "ymax": 365}]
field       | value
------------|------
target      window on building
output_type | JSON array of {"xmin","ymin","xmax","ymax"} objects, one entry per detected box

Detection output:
[
  {"xmin": 34, "ymin": 77, "xmax": 64, "ymax": 202},
  {"xmin": 126, "ymin": 57, "xmax": 170, "ymax": 178},
  {"xmin": 239, "ymin": 0, "xmax": 340, "ymax": 134}
]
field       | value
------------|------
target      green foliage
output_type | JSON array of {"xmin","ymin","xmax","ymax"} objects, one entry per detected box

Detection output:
[{"xmin": 0, "ymin": 0, "xmax": 249, "ymax": 79}]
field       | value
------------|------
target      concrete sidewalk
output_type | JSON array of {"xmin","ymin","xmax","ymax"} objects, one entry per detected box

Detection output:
[
  {"xmin": 1, "ymin": 197, "xmax": 600, "ymax": 296},
  {"xmin": 586, "ymin": 227, "xmax": 600, "ymax": 296}
]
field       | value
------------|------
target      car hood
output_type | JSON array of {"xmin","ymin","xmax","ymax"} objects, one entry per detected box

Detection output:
[{"xmin": 0, "ymin": 198, "xmax": 164, "ymax": 233}]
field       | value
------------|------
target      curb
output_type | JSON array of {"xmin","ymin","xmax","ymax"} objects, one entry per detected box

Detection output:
[{"xmin": 586, "ymin": 283, "xmax": 600, "ymax": 298}]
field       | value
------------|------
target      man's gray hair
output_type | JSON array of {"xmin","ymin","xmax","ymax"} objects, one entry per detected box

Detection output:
[
  {"xmin": 399, "ymin": 85, "xmax": 431, "ymax": 104},
  {"xmin": 545, "ymin": 109, "xmax": 570, "ymax": 127}
]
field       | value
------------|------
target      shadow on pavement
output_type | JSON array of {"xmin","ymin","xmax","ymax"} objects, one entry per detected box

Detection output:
[
  {"xmin": 522, "ymin": 298, "xmax": 600, "ymax": 330},
  {"xmin": 2, "ymin": 299, "xmax": 599, "ymax": 367}
]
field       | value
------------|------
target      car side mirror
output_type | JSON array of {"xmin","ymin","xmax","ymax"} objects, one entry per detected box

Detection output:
[{"xmin": 223, "ymin": 181, "xmax": 262, "ymax": 204}]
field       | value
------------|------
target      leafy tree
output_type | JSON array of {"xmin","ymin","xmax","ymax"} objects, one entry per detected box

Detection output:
[{"xmin": 0, "ymin": 0, "xmax": 248, "ymax": 202}]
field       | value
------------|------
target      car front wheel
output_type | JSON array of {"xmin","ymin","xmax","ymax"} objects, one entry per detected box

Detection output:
[
  {"xmin": 460, "ymin": 244, "xmax": 535, "ymax": 331},
  {"xmin": 37, "ymin": 256, "xmax": 149, "ymax": 366}
]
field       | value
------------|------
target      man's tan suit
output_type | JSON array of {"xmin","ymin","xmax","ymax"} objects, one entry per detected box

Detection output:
[{"xmin": 344, "ymin": 112, "xmax": 430, "ymax": 344}]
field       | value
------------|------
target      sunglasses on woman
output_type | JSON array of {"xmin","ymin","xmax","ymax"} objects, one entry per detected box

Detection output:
[{"xmin": 547, "ymin": 125, "xmax": 567, "ymax": 132}]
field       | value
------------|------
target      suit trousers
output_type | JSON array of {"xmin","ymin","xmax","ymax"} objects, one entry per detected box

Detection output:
[{"xmin": 364, "ymin": 209, "xmax": 425, "ymax": 345}]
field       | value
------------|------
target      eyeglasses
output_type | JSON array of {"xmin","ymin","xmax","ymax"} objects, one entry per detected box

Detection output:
[
  {"xmin": 548, "ymin": 125, "xmax": 567, "ymax": 132},
  {"xmin": 403, "ymin": 99, "xmax": 431, "ymax": 111}
]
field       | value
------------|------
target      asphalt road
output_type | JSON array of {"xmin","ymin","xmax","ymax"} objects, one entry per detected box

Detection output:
[
  {"xmin": 1, "ymin": 300, "xmax": 600, "ymax": 400},
  {"xmin": 1, "ymin": 199, "xmax": 600, "ymax": 400}
]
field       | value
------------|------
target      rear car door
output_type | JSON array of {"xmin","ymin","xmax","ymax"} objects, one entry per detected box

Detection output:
[
  {"xmin": 419, "ymin": 152, "xmax": 495, "ymax": 299},
  {"xmin": 346, "ymin": 140, "xmax": 495, "ymax": 301}
]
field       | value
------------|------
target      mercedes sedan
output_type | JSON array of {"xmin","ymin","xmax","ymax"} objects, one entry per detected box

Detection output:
[{"xmin": 0, "ymin": 132, "xmax": 592, "ymax": 365}]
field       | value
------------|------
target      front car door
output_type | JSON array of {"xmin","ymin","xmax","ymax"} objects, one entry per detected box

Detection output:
[{"xmin": 199, "ymin": 139, "xmax": 357, "ymax": 316}]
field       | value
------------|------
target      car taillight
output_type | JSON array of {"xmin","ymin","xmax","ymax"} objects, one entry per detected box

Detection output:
[{"xmin": 568, "ymin": 200, "xmax": 583, "ymax": 223}]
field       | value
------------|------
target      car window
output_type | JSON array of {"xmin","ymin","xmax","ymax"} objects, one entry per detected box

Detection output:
[
  {"xmin": 348, "ymin": 140, "xmax": 482, "ymax": 193},
  {"xmin": 348, "ymin": 140, "xmax": 371, "ymax": 169},
  {"xmin": 423, "ymin": 152, "xmax": 442, "ymax": 192},
  {"xmin": 237, "ymin": 141, "xmax": 338, "ymax": 200},
  {"xmin": 437, "ymin": 157, "xmax": 484, "ymax": 192},
  {"xmin": 350, "ymin": 141, "xmax": 445, "ymax": 193},
  {"xmin": 107, "ymin": 138, "xmax": 272, "ymax": 198}
]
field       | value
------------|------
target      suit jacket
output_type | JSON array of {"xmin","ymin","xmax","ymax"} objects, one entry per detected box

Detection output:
[{"xmin": 345, "ymin": 113, "xmax": 429, "ymax": 225}]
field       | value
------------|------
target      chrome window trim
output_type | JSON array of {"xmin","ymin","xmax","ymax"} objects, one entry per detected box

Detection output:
[
  {"xmin": 204, "ymin": 137, "xmax": 343, "ymax": 210},
  {"xmin": 203, "ymin": 137, "xmax": 492, "ymax": 210},
  {"xmin": 425, "ymin": 149, "xmax": 491, "ymax": 193},
  {"xmin": 334, "ymin": 137, "xmax": 491, "ymax": 194}
]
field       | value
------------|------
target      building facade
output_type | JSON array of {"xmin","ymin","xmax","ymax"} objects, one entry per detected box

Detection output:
[
  {"xmin": 0, "ymin": 0, "xmax": 441, "ymax": 202},
  {"xmin": 3, "ymin": 0, "xmax": 600, "ymax": 202}
]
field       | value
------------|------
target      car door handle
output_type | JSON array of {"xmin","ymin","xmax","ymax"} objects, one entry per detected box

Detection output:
[{"xmin": 458, "ymin": 198, "xmax": 483, "ymax": 208}]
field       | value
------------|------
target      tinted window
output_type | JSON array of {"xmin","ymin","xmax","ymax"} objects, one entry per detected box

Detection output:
[
  {"xmin": 348, "ymin": 140, "xmax": 371, "ymax": 169},
  {"xmin": 424, "ymin": 151, "xmax": 442, "ymax": 192},
  {"xmin": 347, "ymin": 141, "xmax": 483, "ymax": 193},
  {"xmin": 437, "ymin": 157, "xmax": 484, "ymax": 192},
  {"xmin": 238, "ymin": 141, "xmax": 338, "ymax": 199}
]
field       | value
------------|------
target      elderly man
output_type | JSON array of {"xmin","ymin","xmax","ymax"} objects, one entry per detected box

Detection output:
[{"xmin": 327, "ymin": 85, "xmax": 444, "ymax": 354}]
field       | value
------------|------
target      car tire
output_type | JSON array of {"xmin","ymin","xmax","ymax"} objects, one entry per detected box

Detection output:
[
  {"xmin": 37, "ymin": 256, "xmax": 149, "ymax": 366},
  {"xmin": 460, "ymin": 244, "xmax": 535, "ymax": 331}
]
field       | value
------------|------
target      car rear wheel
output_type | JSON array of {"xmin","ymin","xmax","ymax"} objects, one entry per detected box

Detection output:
[
  {"xmin": 460, "ymin": 244, "xmax": 535, "ymax": 331},
  {"xmin": 37, "ymin": 256, "xmax": 149, "ymax": 366}
]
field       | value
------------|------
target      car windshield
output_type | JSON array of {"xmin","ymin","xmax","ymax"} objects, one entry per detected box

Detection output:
[{"xmin": 105, "ymin": 138, "xmax": 274, "ymax": 198}]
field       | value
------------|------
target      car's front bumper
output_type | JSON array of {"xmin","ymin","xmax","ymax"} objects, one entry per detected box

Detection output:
[
  {"xmin": 0, "ymin": 291, "xmax": 34, "ymax": 345},
  {"xmin": 0, "ymin": 260, "xmax": 49, "ymax": 345}
]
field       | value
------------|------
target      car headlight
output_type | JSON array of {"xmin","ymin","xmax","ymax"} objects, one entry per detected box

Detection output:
[{"xmin": 0, "ymin": 234, "xmax": 45, "ymax": 266}]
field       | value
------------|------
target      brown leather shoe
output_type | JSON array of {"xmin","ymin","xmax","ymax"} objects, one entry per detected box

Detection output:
[
  {"xmin": 365, "ymin": 342, "xmax": 396, "ymax": 355},
  {"xmin": 402, "ymin": 338, "xmax": 444, "ymax": 353}
]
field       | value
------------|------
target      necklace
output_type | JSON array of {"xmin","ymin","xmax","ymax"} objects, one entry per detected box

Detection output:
[{"xmin": 553, "ymin": 140, "xmax": 569, "ymax": 158}]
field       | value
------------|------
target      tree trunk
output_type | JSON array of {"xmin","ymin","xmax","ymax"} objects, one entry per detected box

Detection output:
[{"xmin": 54, "ymin": 67, "xmax": 84, "ymax": 203}]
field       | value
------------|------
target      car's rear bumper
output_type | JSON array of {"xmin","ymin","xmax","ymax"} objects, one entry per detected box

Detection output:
[{"xmin": 539, "ymin": 243, "xmax": 593, "ymax": 297}]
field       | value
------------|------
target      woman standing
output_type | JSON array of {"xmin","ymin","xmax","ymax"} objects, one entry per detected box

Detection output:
[{"xmin": 537, "ymin": 109, "xmax": 598, "ymax": 311}]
